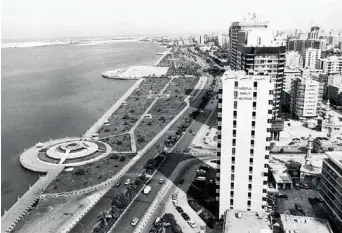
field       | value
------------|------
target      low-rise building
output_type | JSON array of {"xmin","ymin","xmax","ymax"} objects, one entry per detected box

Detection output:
[
  {"xmin": 269, "ymin": 162, "xmax": 293, "ymax": 190},
  {"xmin": 279, "ymin": 214, "xmax": 334, "ymax": 233},
  {"xmin": 319, "ymin": 152, "xmax": 342, "ymax": 224},
  {"xmin": 223, "ymin": 210, "xmax": 272, "ymax": 233}
]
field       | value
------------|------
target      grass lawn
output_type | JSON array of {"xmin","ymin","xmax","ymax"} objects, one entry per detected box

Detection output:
[
  {"xmin": 101, "ymin": 134, "xmax": 131, "ymax": 152},
  {"xmin": 45, "ymin": 153, "xmax": 136, "ymax": 193}
]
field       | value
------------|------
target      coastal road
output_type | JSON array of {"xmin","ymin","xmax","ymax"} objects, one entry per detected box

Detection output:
[
  {"xmin": 108, "ymin": 82, "xmax": 217, "ymax": 233},
  {"xmin": 70, "ymin": 75, "xmax": 214, "ymax": 233}
]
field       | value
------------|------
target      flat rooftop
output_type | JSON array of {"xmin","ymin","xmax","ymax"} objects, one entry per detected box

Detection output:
[
  {"xmin": 326, "ymin": 151, "xmax": 342, "ymax": 169},
  {"xmin": 280, "ymin": 214, "xmax": 333, "ymax": 233},
  {"xmin": 223, "ymin": 210, "xmax": 272, "ymax": 233},
  {"xmin": 221, "ymin": 70, "xmax": 271, "ymax": 81}
]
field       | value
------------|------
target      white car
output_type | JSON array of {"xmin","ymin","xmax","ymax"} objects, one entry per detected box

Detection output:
[
  {"xmin": 187, "ymin": 220, "xmax": 197, "ymax": 228},
  {"xmin": 172, "ymin": 200, "xmax": 179, "ymax": 206},
  {"xmin": 131, "ymin": 217, "xmax": 139, "ymax": 226},
  {"xmin": 124, "ymin": 179, "xmax": 131, "ymax": 185},
  {"xmin": 158, "ymin": 178, "xmax": 164, "ymax": 184}
]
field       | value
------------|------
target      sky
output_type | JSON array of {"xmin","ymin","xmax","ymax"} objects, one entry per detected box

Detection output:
[{"xmin": 1, "ymin": 0, "xmax": 342, "ymax": 40}]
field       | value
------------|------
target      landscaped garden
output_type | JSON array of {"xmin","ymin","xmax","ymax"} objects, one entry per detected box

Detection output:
[
  {"xmin": 101, "ymin": 134, "xmax": 131, "ymax": 152},
  {"xmin": 45, "ymin": 152, "xmax": 136, "ymax": 193},
  {"xmin": 148, "ymin": 213, "xmax": 183, "ymax": 233}
]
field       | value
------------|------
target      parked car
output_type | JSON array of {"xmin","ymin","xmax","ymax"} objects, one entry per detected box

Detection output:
[
  {"xmin": 275, "ymin": 194, "xmax": 288, "ymax": 199},
  {"xmin": 115, "ymin": 182, "xmax": 121, "ymax": 187},
  {"xmin": 158, "ymin": 178, "xmax": 164, "ymax": 184},
  {"xmin": 303, "ymin": 184, "xmax": 309, "ymax": 189},
  {"xmin": 294, "ymin": 183, "xmax": 300, "ymax": 189},
  {"xmin": 131, "ymin": 218, "xmax": 139, "ymax": 226},
  {"xmin": 172, "ymin": 194, "xmax": 178, "ymax": 200},
  {"xmin": 124, "ymin": 179, "xmax": 131, "ymax": 185},
  {"xmin": 187, "ymin": 220, "xmax": 197, "ymax": 228},
  {"xmin": 181, "ymin": 213, "xmax": 190, "ymax": 221},
  {"xmin": 176, "ymin": 206, "xmax": 184, "ymax": 213},
  {"xmin": 172, "ymin": 200, "xmax": 179, "ymax": 206},
  {"xmin": 153, "ymin": 217, "xmax": 161, "ymax": 227}
]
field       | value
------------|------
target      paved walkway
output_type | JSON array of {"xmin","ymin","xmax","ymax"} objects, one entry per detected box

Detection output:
[
  {"xmin": 83, "ymin": 78, "xmax": 144, "ymax": 140},
  {"xmin": 1, "ymin": 166, "xmax": 64, "ymax": 233}
]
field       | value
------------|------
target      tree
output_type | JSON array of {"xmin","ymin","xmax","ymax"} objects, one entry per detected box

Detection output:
[
  {"xmin": 120, "ymin": 156, "xmax": 126, "ymax": 162},
  {"xmin": 116, "ymin": 140, "xmax": 123, "ymax": 145}
]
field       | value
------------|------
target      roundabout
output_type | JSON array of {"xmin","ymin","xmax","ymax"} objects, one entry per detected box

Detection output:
[{"xmin": 20, "ymin": 137, "xmax": 112, "ymax": 173}]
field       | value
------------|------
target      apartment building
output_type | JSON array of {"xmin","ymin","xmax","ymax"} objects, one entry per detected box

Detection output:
[
  {"xmin": 216, "ymin": 70, "xmax": 273, "ymax": 217},
  {"xmin": 320, "ymin": 56, "xmax": 342, "ymax": 74},
  {"xmin": 319, "ymin": 152, "xmax": 342, "ymax": 224},
  {"xmin": 229, "ymin": 13, "xmax": 268, "ymax": 70},
  {"xmin": 290, "ymin": 74, "xmax": 324, "ymax": 120},
  {"xmin": 304, "ymin": 48, "xmax": 321, "ymax": 70}
]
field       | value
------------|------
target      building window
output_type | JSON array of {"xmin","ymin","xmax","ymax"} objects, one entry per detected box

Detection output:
[
  {"xmin": 232, "ymin": 148, "xmax": 236, "ymax": 155},
  {"xmin": 230, "ymin": 199, "xmax": 234, "ymax": 205},
  {"xmin": 231, "ymin": 174, "xmax": 235, "ymax": 181},
  {"xmin": 250, "ymin": 158, "xmax": 253, "ymax": 164},
  {"xmin": 265, "ymin": 155, "xmax": 269, "ymax": 159},
  {"xmin": 219, "ymin": 89, "xmax": 222, "ymax": 94},
  {"xmin": 232, "ymin": 139, "xmax": 236, "ymax": 146},
  {"xmin": 231, "ymin": 183, "xmax": 234, "ymax": 189},
  {"xmin": 233, "ymin": 120, "xmax": 237, "ymax": 128},
  {"xmin": 233, "ymin": 111, "xmax": 237, "ymax": 118},
  {"xmin": 251, "ymin": 130, "xmax": 255, "ymax": 137},
  {"xmin": 267, "ymin": 119, "xmax": 272, "ymax": 123},
  {"xmin": 217, "ymin": 143, "xmax": 221, "ymax": 148},
  {"xmin": 253, "ymin": 92, "xmax": 257, "ymax": 98},
  {"xmin": 249, "ymin": 175, "xmax": 253, "ymax": 182},
  {"xmin": 231, "ymin": 165, "xmax": 235, "ymax": 172},
  {"xmin": 263, "ymin": 189, "xmax": 267, "ymax": 193},
  {"xmin": 230, "ymin": 191, "xmax": 234, "ymax": 197},
  {"xmin": 233, "ymin": 130, "xmax": 236, "ymax": 137},
  {"xmin": 268, "ymin": 100, "xmax": 273, "ymax": 105},
  {"xmin": 263, "ymin": 181, "xmax": 267, "ymax": 185},
  {"xmin": 231, "ymin": 157, "xmax": 235, "ymax": 164},
  {"xmin": 218, "ymin": 98, "xmax": 222, "ymax": 103},
  {"xmin": 269, "ymin": 90, "xmax": 273, "ymax": 95},
  {"xmin": 252, "ymin": 112, "xmax": 256, "ymax": 117},
  {"xmin": 234, "ymin": 101, "xmax": 238, "ymax": 109},
  {"xmin": 248, "ymin": 184, "xmax": 252, "ymax": 190},
  {"xmin": 234, "ymin": 81, "xmax": 238, "ymax": 87},
  {"xmin": 264, "ymin": 164, "xmax": 268, "ymax": 168},
  {"xmin": 247, "ymin": 200, "xmax": 251, "ymax": 206},
  {"xmin": 248, "ymin": 192, "xmax": 252, "ymax": 198},
  {"xmin": 249, "ymin": 167, "xmax": 253, "ymax": 172},
  {"xmin": 251, "ymin": 140, "xmax": 254, "ymax": 146},
  {"xmin": 250, "ymin": 149, "xmax": 254, "ymax": 155},
  {"xmin": 252, "ymin": 121, "xmax": 255, "ymax": 128},
  {"xmin": 266, "ymin": 146, "xmax": 270, "ymax": 151},
  {"xmin": 268, "ymin": 110, "xmax": 272, "ymax": 114},
  {"xmin": 234, "ymin": 91, "xmax": 238, "ymax": 99},
  {"xmin": 254, "ymin": 82, "xmax": 258, "ymax": 88},
  {"xmin": 267, "ymin": 128, "xmax": 271, "ymax": 132},
  {"xmin": 253, "ymin": 102, "xmax": 257, "ymax": 108}
]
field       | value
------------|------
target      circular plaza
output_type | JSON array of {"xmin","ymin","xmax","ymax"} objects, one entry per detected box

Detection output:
[{"xmin": 20, "ymin": 137, "xmax": 111, "ymax": 173}]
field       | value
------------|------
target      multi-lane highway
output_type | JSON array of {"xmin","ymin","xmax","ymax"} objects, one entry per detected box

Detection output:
[{"xmin": 71, "ymin": 73, "xmax": 216, "ymax": 233}]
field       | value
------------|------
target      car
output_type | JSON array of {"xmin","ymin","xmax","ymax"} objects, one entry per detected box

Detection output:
[
  {"xmin": 175, "ymin": 206, "xmax": 184, "ymax": 213},
  {"xmin": 153, "ymin": 217, "xmax": 161, "ymax": 227},
  {"xmin": 181, "ymin": 213, "xmax": 190, "ymax": 221},
  {"xmin": 303, "ymin": 184, "xmax": 309, "ymax": 189},
  {"xmin": 115, "ymin": 182, "xmax": 121, "ymax": 187},
  {"xmin": 131, "ymin": 217, "xmax": 139, "ymax": 226},
  {"xmin": 176, "ymin": 149, "xmax": 180, "ymax": 153},
  {"xmin": 172, "ymin": 200, "xmax": 179, "ymax": 206},
  {"xmin": 187, "ymin": 220, "xmax": 197, "ymax": 228},
  {"xmin": 124, "ymin": 179, "xmax": 131, "ymax": 185},
  {"xmin": 269, "ymin": 184, "xmax": 274, "ymax": 189},
  {"xmin": 276, "ymin": 194, "xmax": 288, "ymax": 199},
  {"xmin": 158, "ymin": 178, "xmax": 164, "ymax": 184},
  {"xmin": 294, "ymin": 183, "xmax": 300, "ymax": 189},
  {"xmin": 172, "ymin": 194, "xmax": 178, "ymax": 200}
]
